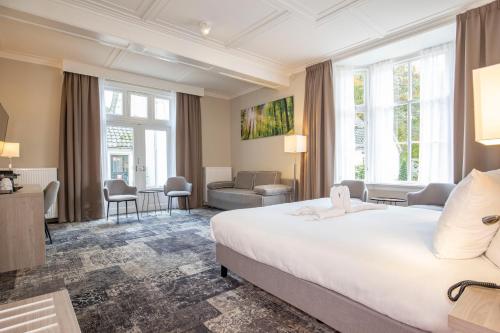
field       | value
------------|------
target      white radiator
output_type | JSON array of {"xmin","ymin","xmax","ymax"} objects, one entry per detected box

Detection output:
[
  {"xmin": 203, "ymin": 167, "xmax": 232, "ymax": 203},
  {"xmin": 14, "ymin": 168, "xmax": 58, "ymax": 218}
]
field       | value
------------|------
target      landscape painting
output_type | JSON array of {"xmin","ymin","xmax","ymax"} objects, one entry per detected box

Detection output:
[{"xmin": 241, "ymin": 96, "xmax": 294, "ymax": 140}]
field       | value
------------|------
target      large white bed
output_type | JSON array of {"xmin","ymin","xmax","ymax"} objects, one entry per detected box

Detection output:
[{"xmin": 211, "ymin": 198, "xmax": 500, "ymax": 333}]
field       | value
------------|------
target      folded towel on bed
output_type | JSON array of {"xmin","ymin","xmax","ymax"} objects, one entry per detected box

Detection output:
[
  {"xmin": 292, "ymin": 203, "xmax": 387, "ymax": 221},
  {"xmin": 291, "ymin": 186, "xmax": 387, "ymax": 220},
  {"xmin": 292, "ymin": 206, "xmax": 346, "ymax": 220}
]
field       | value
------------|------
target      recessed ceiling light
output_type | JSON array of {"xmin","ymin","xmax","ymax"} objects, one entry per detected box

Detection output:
[{"xmin": 199, "ymin": 21, "xmax": 212, "ymax": 36}]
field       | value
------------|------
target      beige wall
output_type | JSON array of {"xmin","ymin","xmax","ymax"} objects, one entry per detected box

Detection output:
[
  {"xmin": 200, "ymin": 96, "xmax": 231, "ymax": 167},
  {"xmin": 0, "ymin": 58, "xmax": 62, "ymax": 168},
  {"xmin": 230, "ymin": 71, "xmax": 305, "ymax": 179},
  {"xmin": 0, "ymin": 58, "xmax": 231, "ymax": 171}
]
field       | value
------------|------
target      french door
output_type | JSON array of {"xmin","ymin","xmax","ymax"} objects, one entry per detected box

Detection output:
[
  {"xmin": 102, "ymin": 81, "xmax": 175, "ymax": 204},
  {"xmin": 105, "ymin": 122, "xmax": 170, "ymax": 190}
]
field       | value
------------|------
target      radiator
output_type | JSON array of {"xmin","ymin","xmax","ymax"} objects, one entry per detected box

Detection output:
[
  {"xmin": 203, "ymin": 167, "xmax": 232, "ymax": 203},
  {"xmin": 14, "ymin": 168, "xmax": 58, "ymax": 218}
]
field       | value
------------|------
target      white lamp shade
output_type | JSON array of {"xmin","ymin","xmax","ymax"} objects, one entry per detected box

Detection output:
[
  {"xmin": 0, "ymin": 142, "xmax": 20, "ymax": 158},
  {"xmin": 284, "ymin": 135, "xmax": 307, "ymax": 153},
  {"xmin": 473, "ymin": 63, "xmax": 500, "ymax": 145}
]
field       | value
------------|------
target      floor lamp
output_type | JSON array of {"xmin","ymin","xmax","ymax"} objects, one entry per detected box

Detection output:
[
  {"xmin": 473, "ymin": 63, "xmax": 500, "ymax": 225},
  {"xmin": 284, "ymin": 135, "xmax": 306, "ymax": 201}
]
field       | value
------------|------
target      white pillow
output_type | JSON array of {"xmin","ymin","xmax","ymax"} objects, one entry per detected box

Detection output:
[
  {"xmin": 487, "ymin": 230, "xmax": 500, "ymax": 268},
  {"xmin": 433, "ymin": 169, "xmax": 500, "ymax": 259}
]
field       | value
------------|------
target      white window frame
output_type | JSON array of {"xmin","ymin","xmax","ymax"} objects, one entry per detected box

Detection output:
[
  {"xmin": 353, "ymin": 69, "xmax": 368, "ymax": 181},
  {"xmin": 103, "ymin": 81, "xmax": 175, "ymax": 187},
  {"xmin": 393, "ymin": 58, "xmax": 421, "ymax": 183}
]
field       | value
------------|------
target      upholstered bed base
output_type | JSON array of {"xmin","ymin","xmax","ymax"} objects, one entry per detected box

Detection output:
[{"xmin": 216, "ymin": 244, "xmax": 426, "ymax": 333}]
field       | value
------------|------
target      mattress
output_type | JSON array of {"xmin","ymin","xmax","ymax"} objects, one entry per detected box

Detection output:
[{"xmin": 210, "ymin": 198, "xmax": 500, "ymax": 332}]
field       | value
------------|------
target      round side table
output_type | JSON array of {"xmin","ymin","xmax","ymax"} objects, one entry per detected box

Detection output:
[{"xmin": 139, "ymin": 188, "xmax": 164, "ymax": 216}]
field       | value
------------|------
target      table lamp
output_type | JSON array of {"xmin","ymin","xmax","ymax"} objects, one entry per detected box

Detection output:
[
  {"xmin": 0, "ymin": 142, "xmax": 20, "ymax": 170},
  {"xmin": 473, "ymin": 63, "xmax": 500, "ymax": 225},
  {"xmin": 284, "ymin": 135, "xmax": 306, "ymax": 201}
]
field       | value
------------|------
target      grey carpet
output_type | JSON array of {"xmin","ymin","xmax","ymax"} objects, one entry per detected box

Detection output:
[{"xmin": 0, "ymin": 208, "xmax": 336, "ymax": 333}]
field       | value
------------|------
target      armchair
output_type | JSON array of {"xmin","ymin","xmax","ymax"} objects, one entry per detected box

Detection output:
[
  {"xmin": 407, "ymin": 183, "xmax": 456, "ymax": 211},
  {"xmin": 103, "ymin": 179, "xmax": 139, "ymax": 223},
  {"xmin": 339, "ymin": 180, "xmax": 368, "ymax": 202},
  {"xmin": 164, "ymin": 176, "xmax": 192, "ymax": 215}
]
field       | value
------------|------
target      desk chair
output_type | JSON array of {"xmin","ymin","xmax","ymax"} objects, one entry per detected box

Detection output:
[{"xmin": 43, "ymin": 181, "xmax": 60, "ymax": 244}]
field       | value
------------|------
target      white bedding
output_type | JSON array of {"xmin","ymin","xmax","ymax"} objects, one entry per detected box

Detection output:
[{"xmin": 210, "ymin": 198, "xmax": 500, "ymax": 333}]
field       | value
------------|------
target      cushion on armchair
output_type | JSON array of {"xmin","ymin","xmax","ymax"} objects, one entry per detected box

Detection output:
[
  {"xmin": 207, "ymin": 181, "xmax": 235, "ymax": 190},
  {"xmin": 254, "ymin": 184, "xmax": 291, "ymax": 196}
]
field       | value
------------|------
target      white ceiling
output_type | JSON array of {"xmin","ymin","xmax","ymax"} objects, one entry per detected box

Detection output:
[
  {"xmin": 0, "ymin": 0, "xmax": 490, "ymax": 95},
  {"xmin": 0, "ymin": 16, "xmax": 260, "ymax": 99}
]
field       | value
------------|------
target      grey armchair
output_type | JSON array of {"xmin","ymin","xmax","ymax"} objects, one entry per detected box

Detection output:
[
  {"xmin": 103, "ymin": 179, "xmax": 139, "ymax": 223},
  {"xmin": 43, "ymin": 180, "xmax": 60, "ymax": 244},
  {"xmin": 164, "ymin": 176, "xmax": 192, "ymax": 215},
  {"xmin": 407, "ymin": 183, "xmax": 456, "ymax": 211},
  {"xmin": 340, "ymin": 180, "xmax": 368, "ymax": 202}
]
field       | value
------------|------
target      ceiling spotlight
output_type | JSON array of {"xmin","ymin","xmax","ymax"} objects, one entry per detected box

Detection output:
[{"xmin": 199, "ymin": 21, "xmax": 212, "ymax": 36}]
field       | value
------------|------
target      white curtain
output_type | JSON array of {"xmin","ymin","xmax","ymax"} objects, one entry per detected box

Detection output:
[
  {"xmin": 366, "ymin": 60, "xmax": 399, "ymax": 183},
  {"xmin": 418, "ymin": 42, "xmax": 454, "ymax": 183},
  {"xmin": 334, "ymin": 65, "xmax": 356, "ymax": 183}
]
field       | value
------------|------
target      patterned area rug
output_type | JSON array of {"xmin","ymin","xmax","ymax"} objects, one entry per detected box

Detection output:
[{"xmin": 0, "ymin": 209, "xmax": 336, "ymax": 333}]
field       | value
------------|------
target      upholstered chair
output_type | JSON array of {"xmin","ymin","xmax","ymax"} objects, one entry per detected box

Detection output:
[
  {"xmin": 407, "ymin": 183, "xmax": 456, "ymax": 211},
  {"xmin": 164, "ymin": 176, "xmax": 192, "ymax": 215},
  {"xmin": 340, "ymin": 180, "xmax": 368, "ymax": 202},
  {"xmin": 103, "ymin": 179, "xmax": 139, "ymax": 223},
  {"xmin": 43, "ymin": 181, "xmax": 60, "ymax": 244}
]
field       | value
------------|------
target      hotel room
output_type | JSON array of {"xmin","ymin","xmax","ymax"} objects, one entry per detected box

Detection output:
[{"xmin": 0, "ymin": 0, "xmax": 500, "ymax": 332}]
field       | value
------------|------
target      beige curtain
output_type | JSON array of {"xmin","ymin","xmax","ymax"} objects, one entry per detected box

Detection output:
[
  {"xmin": 454, "ymin": 0, "xmax": 500, "ymax": 182},
  {"xmin": 58, "ymin": 72, "xmax": 103, "ymax": 222},
  {"xmin": 176, "ymin": 92, "xmax": 203, "ymax": 208},
  {"xmin": 299, "ymin": 60, "xmax": 335, "ymax": 200}
]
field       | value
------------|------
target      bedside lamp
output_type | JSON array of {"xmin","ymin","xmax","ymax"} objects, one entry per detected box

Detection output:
[
  {"xmin": 473, "ymin": 63, "xmax": 500, "ymax": 225},
  {"xmin": 284, "ymin": 135, "xmax": 306, "ymax": 201},
  {"xmin": 0, "ymin": 142, "xmax": 20, "ymax": 170}
]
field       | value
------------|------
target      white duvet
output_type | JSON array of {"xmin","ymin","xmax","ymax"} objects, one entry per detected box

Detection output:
[{"xmin": 210, "ymin": 198, "xmax": 500, "ymax": 333}]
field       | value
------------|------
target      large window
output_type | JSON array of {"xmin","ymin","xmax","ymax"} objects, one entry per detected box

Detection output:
[
  {"xmin": 343, "ymin": 43, "xmax": 454, "ymax": 184},
  {"xmin": 103, "ymin": 82, "xmax": 174, "ymax": 189},
  {"xmin": 353, "ymin": 61, "xmax": 422, "ymax": 182}
]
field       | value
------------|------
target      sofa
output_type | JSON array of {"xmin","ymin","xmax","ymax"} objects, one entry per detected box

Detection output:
[{"xmin": 207, "ymin": 171, "xmax": 292, "ymax": 210}]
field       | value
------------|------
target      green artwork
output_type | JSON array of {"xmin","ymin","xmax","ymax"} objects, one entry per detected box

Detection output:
[{"xmin": 241, "ymin": 96, "xmax": 294, "ymax": 140}]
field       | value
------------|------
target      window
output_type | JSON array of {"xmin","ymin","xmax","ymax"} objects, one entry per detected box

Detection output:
[
  {"xmin": 130, "ymin": 93, "xmax": 148, "ymax": 118},
  {"xmin": 104, "ymin": 90, "xmax": 123, "ymax": 115},
  {"xmin": 353, "ymin": 71, "xmax": 367, "ymax": 180},
  {"xmin": 154, "ymin": 98, "xmax": 170, "ymax": 120},
  {"xmin": 145, "ymin": 129, "xmax": 168, "ymax": 187},
  {"xmin": 103, "ymin": 83, "xmax": 174, "ymax": 189},
  {"xmin": 393, "ymin": 61, "xmax": 420, "ymax": 181},
  {"xmin": 352, "ymin": 61, "xmax": 422, "ymax": 182}
]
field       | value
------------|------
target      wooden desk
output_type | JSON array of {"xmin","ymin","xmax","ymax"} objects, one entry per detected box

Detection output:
[
  {"xmin": 0, "ymin": 289, "xmax": 81, "ymax": 332},
  {"xmin": 449, "ymin": 286, "xmax": 500, "ymax": 333},
  {"xmin": 0, "ymin": 184, "xmax": 45, "ymax": 273}
]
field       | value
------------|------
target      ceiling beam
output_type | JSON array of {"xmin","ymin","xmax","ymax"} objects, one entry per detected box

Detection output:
[{"xmin": 0, "ymin": 0, "xmax": 290, "ymax": 87}]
